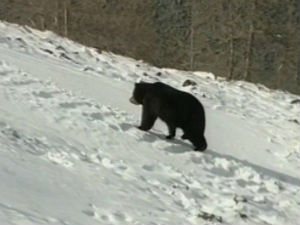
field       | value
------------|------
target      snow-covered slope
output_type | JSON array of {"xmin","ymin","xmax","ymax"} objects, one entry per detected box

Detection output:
[{"xmin": 0, "ymin": 21, "xmax": 299, "ymax": 225}]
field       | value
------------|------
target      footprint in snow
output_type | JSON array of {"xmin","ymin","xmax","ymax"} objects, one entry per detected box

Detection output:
[
  {"xmin": 59, "ymin": 101, "xmax": 92, "ymax": 109},
  {"xmin": 83, "ymin": 203, "xmax": 132, "ymax": 223},
  {"xmin": 83, "ymin": 112, "xmax": 104, "ymax": 121},
  {"xmin": 11, "ymin": 79, "xmax": 37, "ymax": 86},
  {"xmin": 119, "ymin": 122, "xmax": 132, "ymax": 132},
  {"xmin": 32, "ymin": 91, "xmax": 59, "ymax": 98}
]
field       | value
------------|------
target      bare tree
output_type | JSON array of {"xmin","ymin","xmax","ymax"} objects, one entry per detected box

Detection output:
[
  {"xmin": 63, "ymin": 0, "xmax": 69, "ymax": 36},
  {"xmin": 243, "ymin": 0, "xmax": 256, "ymax": 81}
]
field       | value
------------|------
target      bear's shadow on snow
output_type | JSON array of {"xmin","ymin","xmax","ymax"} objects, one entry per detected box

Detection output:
[
  {"xmin": 120, "ymin": 122, "xmax": 192, "ymax": 153},
  {"xmin": 120, "ymin": 122, "xmax": 300, "ymax": 187},
  {"xmin": 204, "ymin": 150, "xmax": 300, "ymax": 187},
  {"xmin": 147, "ymin": 131, "xmax": 192, "ymax": 154}
]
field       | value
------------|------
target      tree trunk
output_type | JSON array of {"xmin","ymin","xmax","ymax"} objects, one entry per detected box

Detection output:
[
  {"xmin": 189, "ymin": 0, "xmax": 195, "ymax": 71},
  {"xmin": 64, "ymin": 1, "xmax": 68, "ymax": 37},
  {"xmin": 297, "ymin": 52, "xmax": 300, "ymax": 92},
  {"xmin": 190, "ymin": 27, "xmax": 194, "ymax": 71},
  {"xmin": 53, "ymin": 0, "xmax": 59, "ymax": 31},
  {"xmin": 243, "ymin": 0, "xmax": 256, "ymax": 81},
  {"xmin": 227, "ymin": 1, "xmax": 234, "ymax": 80},
  {"xmin": 244, "ymin": 24, "xmax": 254, "ymax": 81}
]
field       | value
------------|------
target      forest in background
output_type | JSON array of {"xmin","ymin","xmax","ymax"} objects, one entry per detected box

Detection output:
[{"xmin": 1, "ymin": 0, "xmax": 299, "ymax": 94}]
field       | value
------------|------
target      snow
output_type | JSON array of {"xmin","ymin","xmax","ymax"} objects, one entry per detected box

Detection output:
[{"xmin": 0, "ymin": 21, "xmax": 299, "ymax": 225}]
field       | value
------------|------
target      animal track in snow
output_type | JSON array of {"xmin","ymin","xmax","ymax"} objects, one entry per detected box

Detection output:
[{"xmin": 83, "ymin": 203, "xmax": 133, "ymax": 224}]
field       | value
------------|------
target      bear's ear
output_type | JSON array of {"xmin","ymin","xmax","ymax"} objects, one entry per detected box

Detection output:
[
  {"xmin": 135, "ymin": 78, "xmax": 147, "ymax": 84},
  {"xmin": 135, "ymin": 80, "xmax": 145, "ymax": 86}
]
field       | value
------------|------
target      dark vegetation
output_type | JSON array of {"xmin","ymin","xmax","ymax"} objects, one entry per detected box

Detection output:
[{"xmin": 1, "ymin": 0, "xmax": 299, "ymax": 94}]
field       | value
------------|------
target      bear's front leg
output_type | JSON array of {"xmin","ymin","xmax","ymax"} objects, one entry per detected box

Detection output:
[
  {"xmin": 166, "ymin": 123, "xmax": 176, "ymax": 139},
  {"xmin": 138, "ymin": 103, "xmax": 157, "ymax": 131}
]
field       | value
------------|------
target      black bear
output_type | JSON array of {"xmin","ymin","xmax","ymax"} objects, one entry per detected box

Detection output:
[{"xmin": 130, "ymin": 81, "xmax": 207, "ymax": 151}]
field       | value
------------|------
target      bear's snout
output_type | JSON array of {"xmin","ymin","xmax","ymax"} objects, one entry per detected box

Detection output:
[{"xmin": 129, "ymin": 96, "xmax": 139, "ymax": 105}]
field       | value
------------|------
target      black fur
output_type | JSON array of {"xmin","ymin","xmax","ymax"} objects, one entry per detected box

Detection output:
[{"xmin": 130, "ymin": 82, "xmax": 207, "ymax": 151}]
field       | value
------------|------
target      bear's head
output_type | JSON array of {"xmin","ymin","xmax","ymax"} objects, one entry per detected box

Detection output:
[{"xmin": 129, "ymin": 82, "xmax": 149, "ymax": 105}]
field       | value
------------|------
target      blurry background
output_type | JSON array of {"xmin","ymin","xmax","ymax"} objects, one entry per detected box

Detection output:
[{"xmin": 1, "ymin": 0, "xmax": 299, "ymax": 94}]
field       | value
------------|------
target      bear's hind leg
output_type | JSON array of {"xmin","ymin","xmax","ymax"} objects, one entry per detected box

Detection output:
[
  {"xmin": 166, "ymin": 123, "xmax": 176, "ymax": 139},
  {"xmin": 183, "ymin": 127, "xmax": 207, "ymax": 151},
  {"xmin": 191, "ymin": 135, "xmax": 207, "ymax": 151},
  {"xmin": 181, "ymin": 133, "xmax": 189, "ymax": 140}
]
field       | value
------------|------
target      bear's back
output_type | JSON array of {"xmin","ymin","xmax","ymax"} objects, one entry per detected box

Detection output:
[{"xmin": 151, "ymin": 82, "xmax": 200, "ymax": 106}]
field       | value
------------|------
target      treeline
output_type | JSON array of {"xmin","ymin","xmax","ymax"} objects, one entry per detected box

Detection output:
[{"xmin": 0, "ymin": 0, "xmax": 299, "ymax": 94}]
